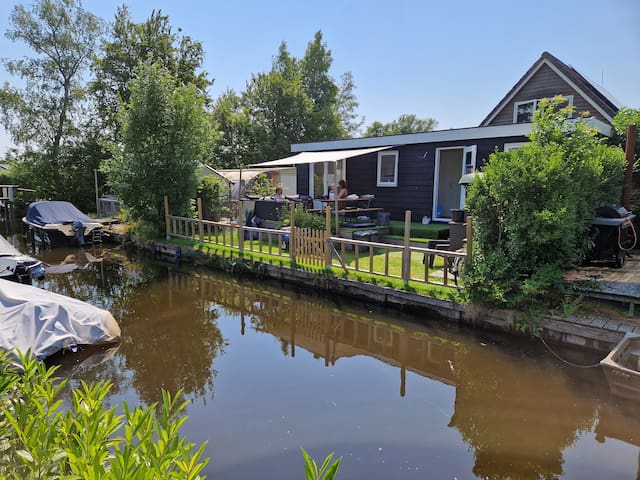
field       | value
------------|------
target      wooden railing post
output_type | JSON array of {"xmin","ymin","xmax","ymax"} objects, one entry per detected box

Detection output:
[
  {"xmin": 197, "ymin": 197, "xmax": 204, "ymax": 245},
  {"xmin": 289, "ymin": 202, "xmax": 296, "ymax": 263},
  {"xmin": 402, "ymin": 210, "xmax": 411, "ymax": 286},
  {"xmin": 238, "ymin": 200, "xmax": 244, "ymax": 256},
  {"xmin": 325, "ymin": 206, "xmax": 332, "ymax": 269},
  {"xmin": 164, "ymin": 195, "xmax": 170, "ymax": 240},
  {"xmin": 466, "ymin": 215, "xmax": 473, "ymax": 262}
]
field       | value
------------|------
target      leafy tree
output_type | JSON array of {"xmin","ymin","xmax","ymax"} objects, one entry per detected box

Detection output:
[
  {"xmin": 247, "ymin": 173, "xmax": 276, "ymax": 198},
  {"xmin": 197, "ymin": 175, "xmax": 231, "ymax": 221},
  {"xmin": 0, "ymin": 0, "xmax": 104, "ymax": 202},
  {"xmin": 364, "ymin": 114, "xmax": 438, "ymax": 137},
  {"xmin": 464, "ymin": 97, "xmax": 625, "ymax": 308},
  {"xmin": 210, "ymin": 31, "xmax": 360, "ymax": 167},
  {"xmin": 103, "ymin": 63, "xmax": 213, "ymax": 233},
  {"xmin": 91, "ymin": 6, "xmax": 211, "ymax": 139}
]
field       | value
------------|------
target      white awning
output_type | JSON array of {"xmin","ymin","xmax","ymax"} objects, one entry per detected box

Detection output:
[{"xmin": 250, "ymin": 146, "xmax": 393, "ymax": 167}]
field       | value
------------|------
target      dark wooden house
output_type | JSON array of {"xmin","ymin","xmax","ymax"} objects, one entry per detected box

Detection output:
[{"xmin": 254, "ymin": 52, "xmax": 619, "ymax": 222}]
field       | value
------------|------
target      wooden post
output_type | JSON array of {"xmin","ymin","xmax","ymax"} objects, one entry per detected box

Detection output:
[
  {"xmin": 622, "ymin": 124, "xmax": 637, "ymax": 210},
  {"xmin": 197, "ymin": 197, "xmax": 204, "ymax": 245},
  {"xmin": 289, "ymin": 202, "xmax": 296, "ymax": 263},
  {"xmin": 164, "ymin": 195, "xmax": 170, "ymax": 240},
  {"xmin": 402, "ymin": 210, "xmax": 411, "ymax": 286},
  {"xmin": 466, "ymin": 215, "xmax": 473, "ymax": 261},
  {"xmin": 325, "ymin": 206, "xmax": 332, "ymax": 269},
  {"xmin": 237, "ymin": 199, "xmax": 244, "ymax": 256}
]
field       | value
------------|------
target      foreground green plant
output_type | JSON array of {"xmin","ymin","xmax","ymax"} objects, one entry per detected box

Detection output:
[
  {"xmin": 301, "ymin": 447, "xmax": 342, "ymax": 480},
  {"xmin": 0, "ymin": 350, "xmax": 209, "ymax": 480}
]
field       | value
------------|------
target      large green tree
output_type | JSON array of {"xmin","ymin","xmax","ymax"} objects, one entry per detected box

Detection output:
[
  {"xmin": 103, "ymin": 63, "xmax": 213, "ymax": 232},
  {"xmin": 210, "ymin": 31, "xmax": 361, "ymax": 168},
  {"xmin": 0, "ymin": 0, "xmax": 104, "ymax": 203},
  {"xmin": 91, "ymin": 6, "xmax": 211, "ymax": 139},
  {"xmin": 364, "ymin": 114, "xmax": 438, "ymax": 137}
]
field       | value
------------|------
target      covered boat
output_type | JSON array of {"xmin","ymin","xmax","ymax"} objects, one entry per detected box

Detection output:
[
  {"xmin": 0, "ymin": 279, "xmax": 120, "ymax": 361},
  {"xmin": 0, "ymin": 235, "xmax": 45, "ymax": 284},
  {"xmin": 23, "ymin": 201, "xmax": 103, "ymax": 247},
  {"xmin": 600, "ymin": 332, "xmax": 640, "ymax": 400}
]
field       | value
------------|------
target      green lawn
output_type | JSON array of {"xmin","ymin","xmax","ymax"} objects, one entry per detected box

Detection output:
[{"xmin": 387, "ymin": 221, "xmax": 450, "ymax": 239}]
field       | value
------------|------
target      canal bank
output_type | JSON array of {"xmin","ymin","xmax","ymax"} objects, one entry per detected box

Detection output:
[{"xmin": 116, "ymin": 230, "xmax": 640, "ymax": 356}]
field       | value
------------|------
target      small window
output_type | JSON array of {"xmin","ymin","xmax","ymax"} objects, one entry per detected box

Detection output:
[
  {"xmin": 513, "ymin": 96, "xmax": 574, "ymax": 124},
  {"xmin": 504, "ymin": 142, "xmax": 527, "ymax": 152},
  {"xmin": 377, "ymin": 151, "xmax": 398, "ymax": 187}
]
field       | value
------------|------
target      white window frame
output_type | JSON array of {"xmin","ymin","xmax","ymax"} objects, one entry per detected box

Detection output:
[
  {"xmin": 513, "ymin": 95, "xmax": 574, "ymax": 124},
  {"xmin": 504, "ymin": 142, "xmax": 527, "ymax": 152},
  {"xmin": 308, "ymin": 160, "xmax": 346, "ymax": 197},
  {"xmin": 376, "ymin": 150, "xmax": 399, "ymax": 187}
]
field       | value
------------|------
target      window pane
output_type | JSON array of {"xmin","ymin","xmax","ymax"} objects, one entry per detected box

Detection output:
[
  {"xmin": 516, "ymin": 102, "xmax": 534, "ymax": 123},
  {"xmin": 380, "ymin": 155, "xmax": 396, "ymax": 182}
]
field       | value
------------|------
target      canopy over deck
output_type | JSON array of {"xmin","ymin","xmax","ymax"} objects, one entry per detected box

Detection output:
[{"xmin": 250, "ymin": 146, "xmax": 393, "ymax": 168}]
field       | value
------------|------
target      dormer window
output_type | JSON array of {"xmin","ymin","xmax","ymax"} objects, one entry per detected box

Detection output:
[{"xmin": 513, "ymin": 96, "xmax": 574, "ymax": 123}]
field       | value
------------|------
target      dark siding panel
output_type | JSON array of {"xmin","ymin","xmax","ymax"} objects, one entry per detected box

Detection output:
[
  {"xmin": 296, "ymin": 165, "xmax": 309, "ymax": 195},
  {"xmin": 487, "ymin": 64, "xmax": 608, "ymax": 126},
  {"xmin": 343, "ymin": 137, "xmax": 528, "ymax": 222}
]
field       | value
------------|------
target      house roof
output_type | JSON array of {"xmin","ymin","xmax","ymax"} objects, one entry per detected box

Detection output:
[{"xmin": 480, "ymin": 51, "xmax": 620, "ymax": 126}]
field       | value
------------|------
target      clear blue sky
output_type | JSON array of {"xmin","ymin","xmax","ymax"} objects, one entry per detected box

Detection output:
[{"xmin": 1, "ymin": 0, "xmax": 639, "ymax": 154}]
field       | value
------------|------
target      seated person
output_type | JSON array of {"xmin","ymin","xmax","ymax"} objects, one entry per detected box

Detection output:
[
  {"xmin": 273, "ymin": 186, "xmax": 287, "ymax": 202},
  {"xmin": 337, "ymin": 179, "xmax": 348, "ymax": 199}
]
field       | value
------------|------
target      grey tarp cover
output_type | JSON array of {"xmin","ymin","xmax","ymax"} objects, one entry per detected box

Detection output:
[
  {"xmin": 25, "ymin": 201, "xmax": 93, "ymax": 226},
  {"xmin": 0, "ymin": 279, "xmax": 120, "ymax": 361}
]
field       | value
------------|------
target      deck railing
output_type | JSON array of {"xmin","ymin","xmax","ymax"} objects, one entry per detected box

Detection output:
[{"xmin": 164, "ymin": 196, "xmax": 470, "ymax": 289}]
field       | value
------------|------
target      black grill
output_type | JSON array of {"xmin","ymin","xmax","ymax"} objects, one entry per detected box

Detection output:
[{"xmin": 587, "ymin": 204, "xmax": 637, "ymax": 268}]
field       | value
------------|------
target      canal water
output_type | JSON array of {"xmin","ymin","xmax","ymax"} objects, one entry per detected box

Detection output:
[{"xmin": 17, "ymin": 240, "xmax": 640, "ymax": 479}]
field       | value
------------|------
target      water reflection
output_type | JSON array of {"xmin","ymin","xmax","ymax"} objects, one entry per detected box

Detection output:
[{"xmin": 11, "ymin": 239, "xmax": 639, "ymax": 479}]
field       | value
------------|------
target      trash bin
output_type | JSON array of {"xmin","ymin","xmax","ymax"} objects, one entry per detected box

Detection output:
[{"xmin": 377, "ymin": 211, "xmax": 391, "ymax": 226}]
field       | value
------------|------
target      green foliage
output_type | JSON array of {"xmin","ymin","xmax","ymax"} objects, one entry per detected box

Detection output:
[
  {"xmin": 103, "ymin": 62, "xmax": 213, "ymax": 233},
  {"xmin": 247, "ymin": 173, "xmax": 276, "ymax": 198},
  {"xmin": 91, "ymin": 6, "xmax": 211, "ymax": 138},
  {"xmin": 464, "ymin": 96, "xmax": 626, "ymax": 308},
  {"xmin": 364, "ymin": 114, "xmax": 438, "ymax": 137},
  {"xmin": 611, "ymin": 107, "xmax": 640, "ymax": 142},
  {"xmin": 0, "ymin": 0, "xmax": 104, "ymax": 204},
  {"xmin": 210, "ymin": 31, "xmax": 361, "ymax": 168},
  {"xmin": 197, "ymin": 175, "xmax": 231, "ymax": 221},
  {"xmin": 280, "ymin": 205, "xmax": 330, "ymax": 231},
  {"xmin": 301, "ymin": 447, "xmax": 342, "ymax": 480},
  {"xmin": 0, "ymin": 350, "xmax": 209, "ymax": 479}
]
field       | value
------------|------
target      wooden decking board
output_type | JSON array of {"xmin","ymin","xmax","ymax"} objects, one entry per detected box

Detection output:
[{"xmin": 618, "ymin": 323, "xmax": 638, "ymax": 333}]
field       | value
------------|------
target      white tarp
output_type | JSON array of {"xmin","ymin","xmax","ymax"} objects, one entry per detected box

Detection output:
[
  {"xmin": 250, "ymin": 146, "xmax": 393, "ymax": 167},
  {"xmin": 0, "ymin": 279, "xmax": 121, "ymax": 361}
]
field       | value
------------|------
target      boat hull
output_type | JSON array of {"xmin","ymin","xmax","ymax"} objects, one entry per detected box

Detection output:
[{"xmin": 600, "ymin": 333, "xmax": 640, "ymax": 400}]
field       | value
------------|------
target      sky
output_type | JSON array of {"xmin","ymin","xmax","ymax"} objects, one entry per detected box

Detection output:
[{"xmin": 0, "ymin": 0, "xmax": 639, "ymax": 155}]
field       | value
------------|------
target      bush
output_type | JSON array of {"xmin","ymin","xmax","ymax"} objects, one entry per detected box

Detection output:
[
  {"xmin": 464, "ymin": 97, "xmax": 626, "ymax": 308},
  {"xmin": 0, "ymin": 350, "xmax": 209, "ymax": 479},
  {"xmin": 198, "ymin": 175, "xmax": 231, "ymax": 221}
]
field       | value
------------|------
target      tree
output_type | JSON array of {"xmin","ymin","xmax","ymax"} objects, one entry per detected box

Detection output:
[
  {"xmin": 91, "ymin": 6, "xmax": 211, "ymax": 139},
  {"xmin": 103, "ymin": 63, "xmax": 213, "ymax": 232},
  {"xmin": 464, "ymin": 97, "xmax": 626, "ymax": 309},
  {"xmin": 364, "ymin": 114, "xmax": 438, "ymax": 137},
  {"xmin": 0, "ymin": 0, "xmax": 104, "ymax": 201},
  {"xmin": 210, "ymin": 31, "xmax": 361, "ymax": 167}
]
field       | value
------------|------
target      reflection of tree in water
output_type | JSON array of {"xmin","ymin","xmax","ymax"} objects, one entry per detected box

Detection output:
[
  {"xmin": 109, "ymin": 270, "xmax": 225, "ymax": 406},
  {"xmin": 36, "ymin": 254, "xmax": 225, "ymax": 407},
  {"xmin": 450, "ymin": 344, "xmax": 597, "ymax": 480}
]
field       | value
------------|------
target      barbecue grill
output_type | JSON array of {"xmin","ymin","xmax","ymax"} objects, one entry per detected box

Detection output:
[{"xmin": 586, "ymin": 204, "xmax": 637, "ymax": 268}]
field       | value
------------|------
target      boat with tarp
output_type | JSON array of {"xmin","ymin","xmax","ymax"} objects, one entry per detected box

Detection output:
[
  {"xmin": 600, "ymin": 332, "xmax": 640, "ymax": 400},
  {"xmin": 23, "ymin": 201, "xmax": 103, "ymax": 247}
]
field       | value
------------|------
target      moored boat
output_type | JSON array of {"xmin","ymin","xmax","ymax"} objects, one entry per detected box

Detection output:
[
  {"xmin": 0, "ymin": 234, "xmax": 45, "ymax": 284},
  {"xmin": 600, "ymin": 332, "xmax": 640, "ymax": 400},
  {"xmin": 23, "ymin": 201, "xmax": 103, "ymax": 247},
  {"xmin": 0, "ymin": 279, "xmax": 120, "ymax": 362}
]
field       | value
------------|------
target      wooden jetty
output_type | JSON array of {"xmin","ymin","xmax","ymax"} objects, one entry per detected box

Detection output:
[{"xmin": 565, "ymin": 252, "xmax": 640, "ymax": 316}]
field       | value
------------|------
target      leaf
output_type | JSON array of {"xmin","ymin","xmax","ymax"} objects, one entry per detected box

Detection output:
[{"xmin": 16, "ymin": 449, "xmax": 34, "ymax": 463}]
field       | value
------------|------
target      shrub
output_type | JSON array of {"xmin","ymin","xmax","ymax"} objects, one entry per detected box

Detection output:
[
  {"xmin": 464, "ymin": 97, "xmax": 626, "ymax": 308},
  {"xmin": 198, "ymin": 175, "xmax": 231, "ymax": 221}
]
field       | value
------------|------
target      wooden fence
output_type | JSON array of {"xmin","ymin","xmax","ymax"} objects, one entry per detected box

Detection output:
[{"xmin": 164, "ymin": 196, "xmax": 469, "ymax": 289}]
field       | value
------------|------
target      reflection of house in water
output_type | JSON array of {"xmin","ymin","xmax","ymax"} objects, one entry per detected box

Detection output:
[
  {"xmin": 168, "ymin": 270, "xmax": 464, "ymax": 396},
  {"xmin": 169, "ymin": 270, "xmax": 639, "ymax": 480}
]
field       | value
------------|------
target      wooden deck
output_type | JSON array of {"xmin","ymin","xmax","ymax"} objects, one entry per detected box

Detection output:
[{"xmin": 565, "ymin": 251, "xmax": 640, "ymax": 315}]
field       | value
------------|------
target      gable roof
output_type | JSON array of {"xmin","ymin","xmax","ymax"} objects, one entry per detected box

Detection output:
[{"xmin": 480, "ymin": 52, "xmax": 620, "ymax": 126}]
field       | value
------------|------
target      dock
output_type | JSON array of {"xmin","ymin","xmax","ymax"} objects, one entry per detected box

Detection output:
[{"xmin": 565, "ymin": 251, "xmax": 640, "ymax": 316}]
